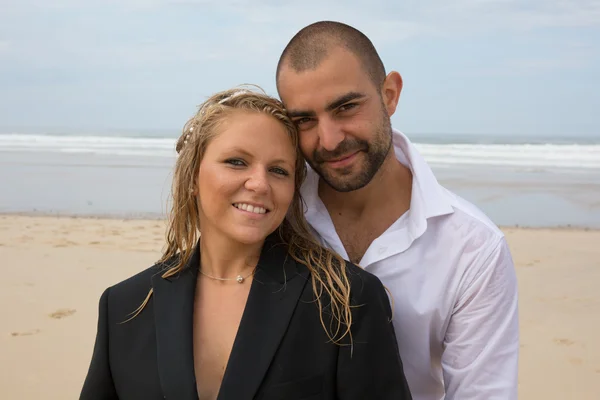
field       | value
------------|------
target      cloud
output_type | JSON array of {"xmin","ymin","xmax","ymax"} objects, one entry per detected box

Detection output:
[
  {"xmin": 0, "ymin": 0, "xmax": 598, "ymax": 84},
  {"xmin": 0, "ymin": 0, "xmax": 598, "ymax": 133},
  {"xmin": 510, "ymin": 57, "xmax": 588, "ymax": 70},
  {"xmin": 124, "ymin": 0, "xmax": 600, "ymax": 60},
  {"xmin": 0, "ymin": 40, "xmax": 10, "ymax": 55},
  {"xmin": 472, "ymin": 56, "xmax": 590, "ymax": 77},
  {"xmin": 160, "ymin": 0, "xmax": 600, "ymax": 31},
  {"xmin": 423, "ymin": 0, "xmax": 600, "ymax": 30}
]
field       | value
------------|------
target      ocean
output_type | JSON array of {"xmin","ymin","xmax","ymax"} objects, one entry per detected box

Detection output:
[{"xmin": 1, "ymin": 130, "xmax": 599, "ymax": 228}]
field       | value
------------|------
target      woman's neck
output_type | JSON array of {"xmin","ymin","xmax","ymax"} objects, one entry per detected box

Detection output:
[{"xmin": 198, "ymin": 230, "xmax": 263, "ymax": 279}]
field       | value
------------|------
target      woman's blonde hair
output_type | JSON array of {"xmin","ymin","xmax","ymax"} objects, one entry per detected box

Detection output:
[{"xmin": 128, "ymin": 85, "xmax": 353, "ymax": 344}]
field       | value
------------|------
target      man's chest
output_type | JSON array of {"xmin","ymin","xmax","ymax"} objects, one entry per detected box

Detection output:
[
  {"xmin": 336, "ymin": 228, "xmax": 380, "ymax": 265},
  {"xmin": 367, "ymin": 252, "xmax": 458, "ymax": 321},
  {"xmin": 331, "ymin": 216, "xmax": 398, "ymax": 265}
]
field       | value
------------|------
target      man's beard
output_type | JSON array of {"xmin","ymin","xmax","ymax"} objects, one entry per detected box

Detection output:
[{"xmin": 308, "ymin": 113, "xmax": 392, "ymax": 193}]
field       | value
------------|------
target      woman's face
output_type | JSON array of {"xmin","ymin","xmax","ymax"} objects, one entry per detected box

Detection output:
[{"xmin": 196, "ymin": 110, "xmax": 296, "ymax": 245}]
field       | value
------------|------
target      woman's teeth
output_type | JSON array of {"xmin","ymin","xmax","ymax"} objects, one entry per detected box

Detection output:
[{"xmin": 233, "ymin": 203, "xmax": 267, "ymax": 214}]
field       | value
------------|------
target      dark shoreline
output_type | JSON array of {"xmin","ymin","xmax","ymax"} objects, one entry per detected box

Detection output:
[{"xmin": 2, "ymin": 211, "xmax": 598, "ymax": 231}]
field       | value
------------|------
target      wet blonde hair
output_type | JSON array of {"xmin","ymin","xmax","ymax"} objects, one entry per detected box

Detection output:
[{"xmin": 129, "ymin": 85, "xmax": 354, "ymax": 344}]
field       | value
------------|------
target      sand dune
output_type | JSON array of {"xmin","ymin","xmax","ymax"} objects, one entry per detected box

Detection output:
[{"xmin": 1, "ymin": 215, "xmax": 599, "ymax": 399}]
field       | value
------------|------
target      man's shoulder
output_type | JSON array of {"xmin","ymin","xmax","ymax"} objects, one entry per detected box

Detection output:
[
  {"xmin": 427, "ymin": 186, "xmax": 514, "ymax": 284},
  {"xmin": 436, "ymin": 185, "xmax": 505, "ymax": 244},
  {"xmin": 407, "ymin": 183, "xmax": 511, "ymax": 279},
  {"xmin": 391, "ymin": 128, "xmax": 505, "ymax": 246}
]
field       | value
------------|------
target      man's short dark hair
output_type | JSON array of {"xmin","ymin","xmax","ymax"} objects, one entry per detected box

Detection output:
[{"xmin": 276, "ymin": 21, "xmax": 387, "ymax": 92}]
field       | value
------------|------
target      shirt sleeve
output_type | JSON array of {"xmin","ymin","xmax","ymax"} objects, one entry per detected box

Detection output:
[{"xmin": 442, "ymin": 236, "xmax": 519, "ymax": 399}]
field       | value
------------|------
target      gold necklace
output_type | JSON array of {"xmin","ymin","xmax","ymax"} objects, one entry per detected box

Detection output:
[{"xmin": 199, "ymin": 267, "xmax": 256, "ymax": 284}]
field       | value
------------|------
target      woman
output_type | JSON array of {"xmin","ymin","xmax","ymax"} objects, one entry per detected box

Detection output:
[{"xmin": 80, "ymin": 87, "xmax": 412, "ymax": 400}]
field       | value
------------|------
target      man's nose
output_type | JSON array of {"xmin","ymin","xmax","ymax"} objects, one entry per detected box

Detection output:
[{"xmin": 317, "ymin": 118, "xmax": 345, "ymax": 151}]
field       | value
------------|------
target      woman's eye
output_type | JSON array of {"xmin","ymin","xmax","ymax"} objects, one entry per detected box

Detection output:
[
  {"xmin": 225, "ymin": 159, "xmax": 245, "ymax": 166},
  {"xmin": 271, "ymin": 167, "xmax": 289, "ymax": 176}
]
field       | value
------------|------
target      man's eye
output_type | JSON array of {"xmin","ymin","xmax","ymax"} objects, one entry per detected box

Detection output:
[
  {"xmin": 339, "ymin": 103, "xmax": 357, "ymax": 112},
  {"xmin": 295, "ymin": 117, "xmax": 312, "ymax": 125}
]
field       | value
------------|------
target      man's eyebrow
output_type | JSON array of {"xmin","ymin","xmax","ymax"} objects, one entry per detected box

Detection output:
[
  {"xmin": 287, "ymin": 92, "xmax": 367, "ymax": 118},
  {"xmin": 325, "ymin": 92, "xmax": 366, "ymax": 112},
  {"xmin": 287, "ymin": 109, "xmax": 315, "ymax": 119}
]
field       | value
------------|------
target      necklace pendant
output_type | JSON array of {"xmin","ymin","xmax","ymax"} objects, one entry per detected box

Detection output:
[{"xmin": 236, "ymin": 275, "xmax": 244, "ymax": 284}]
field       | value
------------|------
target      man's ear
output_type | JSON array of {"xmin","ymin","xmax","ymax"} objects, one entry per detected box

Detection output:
[{"xmin": 381, "ymin": 71, "xmax": 403, "ymax": 117}]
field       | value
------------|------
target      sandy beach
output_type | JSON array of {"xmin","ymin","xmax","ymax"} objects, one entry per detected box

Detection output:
[{"xmin": 1, "ymin": 214, "xmax": 599, "ymax": 399}]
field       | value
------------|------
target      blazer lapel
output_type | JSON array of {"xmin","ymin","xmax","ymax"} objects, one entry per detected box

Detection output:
[
  {"xmin": 217, "ymin": 235, "xmax": 310, "ymax": 400},
  {"xmin": 152, "ymin": 248, "xmax": 200, "ymax": 400}
]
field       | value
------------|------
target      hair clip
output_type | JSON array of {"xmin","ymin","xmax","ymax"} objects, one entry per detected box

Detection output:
[
  {"xmin": 183, "ymin": 126, "xmax": 193, "ymax": 146},
  {"xmin": 218, "ymin": 89, "xmax": 250, "ymax": 104}
]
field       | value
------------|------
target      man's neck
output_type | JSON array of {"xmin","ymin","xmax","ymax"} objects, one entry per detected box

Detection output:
[{"xmin": 318, "ymin": 150, "xmax": 413, "ymax": 221}]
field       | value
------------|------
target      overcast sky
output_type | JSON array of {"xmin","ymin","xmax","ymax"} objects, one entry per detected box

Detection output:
[{"xmin": 1, "ymin": 0, "xmax": 599, "ymax": 136}]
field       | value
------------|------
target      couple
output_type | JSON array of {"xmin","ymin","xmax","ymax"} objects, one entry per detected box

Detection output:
[{"xmin": 80, "ymin": 21, "xmax": 519, "ymax": 400}]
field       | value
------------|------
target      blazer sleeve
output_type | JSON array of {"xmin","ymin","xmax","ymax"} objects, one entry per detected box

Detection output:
[
  {"xmin": 80, "ymin": 287, "xmax": 118, "ymax": 400},
  {"xmin": 336, "ymin": 271, "xmax": 413, "ymax": 399}
]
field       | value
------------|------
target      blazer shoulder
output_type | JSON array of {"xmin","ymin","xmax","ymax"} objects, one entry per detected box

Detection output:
[
  {"xmin": 102, "ymin": 259, "xmax": 167, "ymax": 304},
  {"xmin": 343, "ymin": 261, "xmax": 391, "ymax": 312},
  {"xmin": 345, "ymin": 261, "xmax": 386, "ymax": 295}
]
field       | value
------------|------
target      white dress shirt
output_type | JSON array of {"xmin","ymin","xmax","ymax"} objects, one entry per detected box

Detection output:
[{"xmin": 300, "ymin": 129, "xmax": 519, "ymax": 400}]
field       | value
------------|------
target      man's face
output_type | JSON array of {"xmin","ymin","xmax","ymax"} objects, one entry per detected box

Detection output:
[{"xmin": 278, "ymin": 47, "xmax": 392, "ymax": 192}]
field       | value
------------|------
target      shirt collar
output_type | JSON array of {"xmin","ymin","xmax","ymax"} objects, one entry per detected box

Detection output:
[
  {"xmin": 391, "ymin": 128, "xmax": 455, "ymax": 220},
  {"xmin": 300, "ymin": 128, "xmax": 455, "ymax": 253}
]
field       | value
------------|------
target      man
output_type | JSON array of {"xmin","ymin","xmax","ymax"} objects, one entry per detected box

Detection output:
[{"xmin": 276, "ymin": 21, "xmax": 519, "ymax": 399}]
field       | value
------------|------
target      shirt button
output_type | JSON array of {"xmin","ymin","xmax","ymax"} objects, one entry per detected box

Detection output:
[{"xmin": 379, "ymin": 247, "xmax": 387, "ymax": 254}]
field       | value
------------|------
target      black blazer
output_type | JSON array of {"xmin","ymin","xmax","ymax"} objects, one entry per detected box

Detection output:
[{"xmin": 80, "ymin": 235, "xmax": 412, "ymax": 400}]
